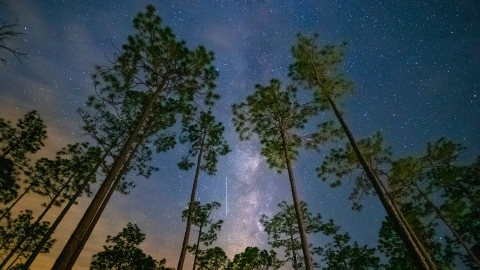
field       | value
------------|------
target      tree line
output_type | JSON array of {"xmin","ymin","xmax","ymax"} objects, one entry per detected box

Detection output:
[{"xmin": 0, "ymin": 4, "xmax": 478, "ymax": 270}]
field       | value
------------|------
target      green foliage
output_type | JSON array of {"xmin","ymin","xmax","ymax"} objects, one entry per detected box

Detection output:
[
  {"xmin": 183, "ymin": 201, "xmax": 223, "ymax": 249},
  {"xmin": 178, "ymin": 108, "xmax": 230, "ymax": 174},
  {"xmin": 289, "ymin": 34, "xmax": 352, "ymax": 110},
  {"xmin": 83, "ymin": 3, "xmax": 220, "ymax": 187},
  {"xmin": 90, "ymin": 222, "xmax": 172, "ymax": 270},
  {"xmin": 388, "ymin": 138, "xmax": 479, "ymax": 268},
  {"xmin": 260, "ymin": 201, "xmax": 322, "ymax": 269},
  {"xmin": 315, "ymin": 219, "xmax": 380, "ymax": 270},
  {"xmin": 226, "ymin": 246, "xmax": 282, "ymax": 270},
  {"xmin": 232, "ymin": 78, "xmax": 318, "ymax": 172},
  {"xmin": 197, "ymin": 246, "xmax": 228, "ymax": 270},
  {"xmin": 0, "ymin": 111, "xmax": 47, "ymax": 203},
  {"xmin": 318, "ymin": 132, "xmax": 391, "ymax": 211}
]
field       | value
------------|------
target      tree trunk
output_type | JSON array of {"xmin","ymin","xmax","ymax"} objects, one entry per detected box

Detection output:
[
  {"xmin": 280, "ymin": 128, "xmax": 314, "ymax": 270},
  {"xmin": 0, "ymin": 172, "xmax": 75, "ymax": 268},
  {"xmin": 193, "ymin": 224, "xmax": 204, "ymax": 270},
  {"xmin": 63, "ymin": 140, "xmax": 144, "ymax": 270},
  {"xmin": 328, "ymin": 96, "xmax": 437, "ymax": 270},
  {"xmin": 0, "ymin": 175, "xmax": 39, "ymax": 222},
  {"xmin": 51, "ymin": 92, "xmax": 159, "ymax": 270},
  {"xmin": 178, "ymin": 142, "xmax": 204, "ymax": 270},
  {"xmin": 288, "ymin": 220, "xmax": 298, "ymax": 270},
  {"xmin": 6, "ymin": 249, "xmax": 22, "ymax": 269},
  {"xmin": 21, "ymin": 150, "xmax": 109, "ymax": 270},
  {"xmin": 413, "ymin": 182, "xmax": 480, "ymax": 267}
]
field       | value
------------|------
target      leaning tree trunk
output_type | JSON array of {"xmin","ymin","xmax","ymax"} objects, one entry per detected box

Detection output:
[
  {"xmin": 280, "ymin": 127, "xmax": 314, "ymax": 270},
  {"xmin": 51, "ymin": 92, "xmax": 159, "ymax": 270},
  {"xmin": 21, "ymin": 149, "xmax": 110, "ymax": 270},
  {"xmin": 0, "ymin": 174, "xmax": 40, "ymax": 222},
  {"xmin": 0, "ymin": 172, "xmax": 75, "ymax": 269},
  {"xmin": 328, "ymin": 96, "xmax": 437, "ymax": 270},
  {"xmin": 178, "ymin": 140, "xmax": 205, "ymax": 270},
  {"xmin": 192, "ymin": 224, "xmax": 204, "ymax": 270},
  {"xmin": 412, "ymin": 182, "xmax": 480, "ymax": 267},
  {"xmin": 64, "ymin": 139, "xmax": 144, "ymax": 270},
  {"xmin": 288, "ymin": 219, "xmax": 299, "ymax": 270}
]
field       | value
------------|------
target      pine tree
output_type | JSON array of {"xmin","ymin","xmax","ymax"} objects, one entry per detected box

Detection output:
[
  {"xmin": 226, "ymin": 247, "xmax": 282, "ymax": 270},
  {"xmin": 183, "ymin": 201, "xmax": 223, "ymax": 270},
  {"xmin": 389, "ymin": 138, "xmax": 480, "ymax": 268},
  {"xmin": 90, "ymin": 222, "xmax": 173, "ymax": 270},
  {"xmin": 232, "ymin": 79, "xmax": 318, "ymax": 270},
  {"xmin": 260, "ymin": 201, "xmax": 322, "ymax": 270},
  {"xmin": 196, "ymin": 247, "xmax": 229, "ymax": 270},
  {"xmin": 52, "ymin": 5, "xmax": 218, "ymax": 269},
  {"xmin": 289, "ymin": 34, "xmax": 437, "ymax": 270},
  {"xmin": 0, "ymin": 110, "xmax": 46, "ymax": 204},
  {"xmin": 21, "ymin": 143, "xmax": 102, "ymax": 269},
  {"xmin": 315, "ymin": 219, "xmax": 381, "ymax": 270},
  {"xmin": 177, "ymin": 108, "xmax": 230, "ymax": 270}
]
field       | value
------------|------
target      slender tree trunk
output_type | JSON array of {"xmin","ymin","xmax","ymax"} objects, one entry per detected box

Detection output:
[
  {"xmin": 377, "ymin": 174, "xmax": 432, "ymax": 270},
  {"xmin": 21, "ymin": 149, "xmax": 109, "ymax": 270},
  {"xmin": 0, "ymin": 176, "xmax": 39, "ymax": 222},
  {"xmin": 0, "ymin": 172, "xmax": 75, "ymax": 268},
  {"xmin": 288, "ymin": 221, "xmax": 298, "ymax": 270},
  {"xmin": 178, "ymin": 142, "xmax": 204, "ymax": 270},
  {"xmin": 328, "ymin": 97, "xmax": 437, "ymax": 270},
  {"xmin": 1, "ymin": 133, "xmax": 27, "ymax": 158},
  {"xmin": 193, "ymin": 224, "xmax": 203, "ymax": 270},
  {"xmin": 51, "ymin": 92, "xmax": 158, "ymax": 270},
  {"xmin": 64, "ymin": 140, "xmax": 143, "ymax": 270},
  {"xmin": 413, "ymin": 182, "xmax": 480, "ymax": 267},
  {"xmin": 6, "ymin": 250, "xmax": 22, "ymax": 269},
  {"xmin": 280, "ymin": 127, "xmax": 314, "ymax": 270}
]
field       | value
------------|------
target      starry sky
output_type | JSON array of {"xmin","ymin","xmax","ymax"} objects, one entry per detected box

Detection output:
[{"xmin": 1, "ymin": 0, "xmax": 479, "ymax": 269}]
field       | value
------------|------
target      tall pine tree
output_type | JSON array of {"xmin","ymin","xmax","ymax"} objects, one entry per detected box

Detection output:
[
  {"xmin": 52, "ymin": 5, "xmax": 219, "ymax": 269},
  {"xmin": 232, "ymin": 79, "xmax": 318, "ymax": 270}
]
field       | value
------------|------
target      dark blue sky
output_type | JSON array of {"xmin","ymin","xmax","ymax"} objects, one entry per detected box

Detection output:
[{"xmin": 1, "ymin": 0, "xmax": 479, "ymax": 269}]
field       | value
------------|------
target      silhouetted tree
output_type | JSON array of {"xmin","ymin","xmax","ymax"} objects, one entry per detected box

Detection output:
[
  {"xmin": 260, "ymin": 201, "xmax": 322, "ymax": 270},
  {"xmin": 315, "ymin": 219, "xmax": 380, "ymax": 270},
  {"xmin": 289, "ymin": 34, "xmax": 436, "ymax": 270},
  {"xmin": 0, "ymin": 12, "xmax": 27, "ymax": 64},
  {"xmin": 389, "ymin": 138, "xmax": 480, "ymax": 268},
  {"xmin": 183, "ymin": 201, "xmax": 223, "ymax": 270},
  {"xmin": 1, "ymin": 143, "xmax": 101, "ymax": 268},
  {"xmin": 318, "ymin": 132, "xmax": 391, "ymax": 211},
  {"xmin": 21, "ymin": 143, "xmax": 102, "ymax": 269},
  {"xmin": 226, "ymin": 246, "xmax": 282, "ymax": 270},
  {"xmin": 90, "ymin": 222, "xmax": 173, "ymax": 270},
  {"xmin": 197, "ymin": 247, "xmax": 229, "ymax": 270},
  {"xmin": 52, "ymin": 5, "xmax": 218, "ymax": 269},
  {"xmin": 232, "ymin": 79, "xmax": 318, "ymax": 270},
  {"xmin": 0, "ymin": 210, "xmax": 54, "ymax": 268},
  {"xmin": 0, "ymin": 111, "xmax": 46, "ymax": 204},
  {"xmin": 177, "ymin": 108, "xmax": 230, "ymax": 270}
]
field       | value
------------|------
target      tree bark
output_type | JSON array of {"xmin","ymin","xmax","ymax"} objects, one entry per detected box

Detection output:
[
  {"xmin": 328, "ymin": 96, "xmax": 437, "ymax": 270},
  {"xmin": 280, "ymin": 127, "xmax": 314, "ymax": 270},
  {"xmin": 64, "ymin": 135, "xmax": 145, "ymax": 270},
  {"xmin": 178, "ymin": 141, "xmax": 204, "ymax": 270}
]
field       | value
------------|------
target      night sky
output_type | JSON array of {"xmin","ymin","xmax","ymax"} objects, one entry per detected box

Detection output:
[{"xmin": 1, "ymin": 0, "xmax": 479, "ymax": 269}]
